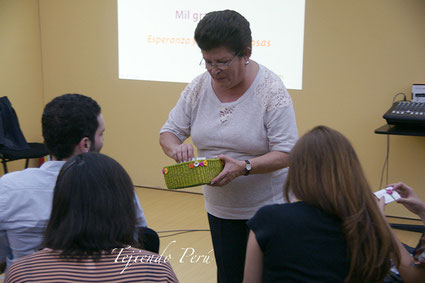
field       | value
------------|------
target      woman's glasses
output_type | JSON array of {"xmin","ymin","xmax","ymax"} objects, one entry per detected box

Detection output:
[{"xmin": 199, "ymin": 53, "xmax": 240, "ymax": 70}]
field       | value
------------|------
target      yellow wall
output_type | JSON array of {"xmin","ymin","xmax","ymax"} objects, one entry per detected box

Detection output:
[
  {"xmin": 2, "ymin": 0, "xmax": 425, "ymax": 217},
  {"xmin": 293, "ymin": 0, "xmax": 425, "ymax": 217},
  {"xmin": 0, "ymin": 0, "xmax": 45, "ymax": 171},
  {"xmin": 37, "ymin": 0, "xmax": 189, "ymax": 190}
]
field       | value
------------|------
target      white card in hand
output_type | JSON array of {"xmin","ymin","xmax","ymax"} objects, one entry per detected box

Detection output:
[{"xmin": 374, "ymin": 187, "xmax": 401, "ymax": 204}]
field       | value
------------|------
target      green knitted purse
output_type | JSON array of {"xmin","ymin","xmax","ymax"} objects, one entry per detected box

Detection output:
[{"xmin": 162, "ymin": 158, "xmax": 224, "ymax": 189}]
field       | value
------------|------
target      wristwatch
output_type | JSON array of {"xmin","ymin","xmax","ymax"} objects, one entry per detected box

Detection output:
[{"xmin": 244, "ymin": 160, "xmax": 251, "ymax": 176}]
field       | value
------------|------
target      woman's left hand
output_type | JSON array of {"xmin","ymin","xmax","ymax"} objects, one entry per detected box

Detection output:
[{"xmin": 210, "ymin": 154, "xmax": 245, "ymax": 186}]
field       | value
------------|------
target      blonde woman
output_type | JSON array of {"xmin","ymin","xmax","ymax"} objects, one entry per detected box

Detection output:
[{"xmin": 244, "ymin": 126, "xmax": 400, "ymax": 283}]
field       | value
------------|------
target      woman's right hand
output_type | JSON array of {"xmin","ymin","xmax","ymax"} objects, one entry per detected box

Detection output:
[
  {"xmin": 389, "ymin": 182, "xmax": 425, "ymax": 219},
  {"xmin": 160, "ymin": 132, "xmax": 195, "ymax": 163},
  {"xmin": 171, "ymin": 143, "xmax": 195, "ymax": 163}
]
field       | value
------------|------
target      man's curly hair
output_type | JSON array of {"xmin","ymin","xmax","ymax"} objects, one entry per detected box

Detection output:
[{"xmin": 42, "ymin": 94, "xmax": 101, "ymax": 160}]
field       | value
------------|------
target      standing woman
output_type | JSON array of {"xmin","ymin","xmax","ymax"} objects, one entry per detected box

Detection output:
[
  {"xmin": 244, "ymin": 126, "xmax": 400, "ymax": 282},
  {"xmin": 160, "ymin": 10, "xmax": 298, "ymax": 283}
]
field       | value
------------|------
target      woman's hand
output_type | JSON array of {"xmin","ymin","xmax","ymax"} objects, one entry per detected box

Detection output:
[
  {"xmin": 210, "ymin": 154, "xmax": 245, "ymax": 186},
  {"xmin": 159, "ymin": 132, "xmax": 195, "ymax": 163},
  {"xmin": 389, "ymin": 182, "xmax": 425, "ymax": 220},
  {"xmin": 209, "ymin": 151, "xmax": 289, "ymax": 187},
  {"xmin": 171, "ymin": 143, "xmax": 195, "ymax": 163}
]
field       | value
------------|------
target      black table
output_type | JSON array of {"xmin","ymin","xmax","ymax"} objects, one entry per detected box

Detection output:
[{"xmin": 375, "ymin": 124, "xmax": 425, "ymax": 137}]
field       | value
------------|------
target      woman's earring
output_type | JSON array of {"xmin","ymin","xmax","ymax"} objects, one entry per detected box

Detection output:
[{"xmin": 245, "ymin": 60, "xmax": 250, "ymax": 65}]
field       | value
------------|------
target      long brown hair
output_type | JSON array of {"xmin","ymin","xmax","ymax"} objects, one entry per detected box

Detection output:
[{"xmin": 285, "ymin": 126, "xmax": 400, "ymax": 282}]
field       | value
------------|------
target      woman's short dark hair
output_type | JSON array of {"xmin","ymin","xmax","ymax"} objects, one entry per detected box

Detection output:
[
  {"xmin": 42, "ymin": 94, "xmax": 101, "ymax": 160},
  {"xmin": 43, "ymin": 152, "xmax": 137, "ymax": 260},
  {"xmin": 194, "ymin": 10, "xmax": 252, "ymax": 56}
]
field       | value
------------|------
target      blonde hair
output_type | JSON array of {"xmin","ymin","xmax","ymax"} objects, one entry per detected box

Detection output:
[{"xmin": 285, "ymin": 126, "xmax": 400, "ymax": 282}]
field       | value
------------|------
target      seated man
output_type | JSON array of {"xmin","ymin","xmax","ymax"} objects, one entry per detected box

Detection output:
[
  {"xmin": 378, "ymin": 182, "xmax": 425, "ymax": 283},
  {"xmin": 0, "ymin": 94, "xmax": 154, "ymax": 273}
]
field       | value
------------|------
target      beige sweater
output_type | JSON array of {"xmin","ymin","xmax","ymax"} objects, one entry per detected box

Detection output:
[{"xmin": 161, "ymin": 64, "xmax": 298, "ymax": 219}]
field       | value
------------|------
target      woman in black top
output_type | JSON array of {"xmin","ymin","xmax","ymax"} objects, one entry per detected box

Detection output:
[{"xmin": 244, "ymin": 126, "xmax": 400, "ymax": 283}]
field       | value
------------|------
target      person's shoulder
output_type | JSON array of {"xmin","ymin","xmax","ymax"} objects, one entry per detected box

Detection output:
[
  {"xmin": 0, "ymin": 167, "xmax": 30, "ymax": 181},
  {"xmin": 256, "ymin": 203, "xmax": 281, "ymax": 214},
  {"xmin": 270, "ymin": 201, "xmax": 308, "ymax": 213},
  {"xmin": 249, "ymin": 203, "xmax": 307, "ymax": 233},
  {"xmin": 254, "ymin": 202, "xmax": 292, "ymax": 218},
  {"xmin": 0, "ymin": 165, "xmax": 57, "ymax": 215},
  {"xmin": 0, "ymin": 167, "xmax": 37, "ymax": 190},
  {"xmin": 0, "ymin": 164, "xmax": 57, "ymax": 190},
  {"xmin": 259, "ymin": 65, "xmax": 283, "ymax": 84},
  {"xmin": 6, "ymin": 249, "xmax": 51, "ymax": 277},
  {"xmin": 18, "ymin": 248, "xmax": 53, "ymax": 262},
  {"xmin": 256, "ymin": 202, "xmax": 312, "ymax": 220},
  {"xmin": 285, "ymin": 202, "xmax": 339, "ymax": 224},
  {"xmin": 253, "ymin": 64, "xmax": 293, "ymax": 112},
  {"xmin": 181, "ymin": 72, "xmax": 210, "ymax": 107}
]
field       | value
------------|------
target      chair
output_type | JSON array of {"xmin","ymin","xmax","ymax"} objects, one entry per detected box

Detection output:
[
  {"xmin": 0, "ymin": 96, "xmax": 49, "ymax": 174},
  {"xmin": 0, "ymin": 143, "xmax": 49, "ymax": 173}
]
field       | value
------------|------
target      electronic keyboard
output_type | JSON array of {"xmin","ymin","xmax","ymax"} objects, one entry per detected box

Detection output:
[{"xmin": 383, "ymin": 101, "xmax": 425, "ymax": 126}]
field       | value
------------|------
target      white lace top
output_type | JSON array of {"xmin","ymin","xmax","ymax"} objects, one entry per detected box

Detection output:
[{"xmin": 161, "ymin": 64, "xmax": 298, "ymax": 219}]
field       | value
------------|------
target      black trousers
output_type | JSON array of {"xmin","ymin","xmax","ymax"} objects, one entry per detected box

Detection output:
[{"xmin": 208, "ymin": 213, "xmax": 250, "ymax": 283}]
